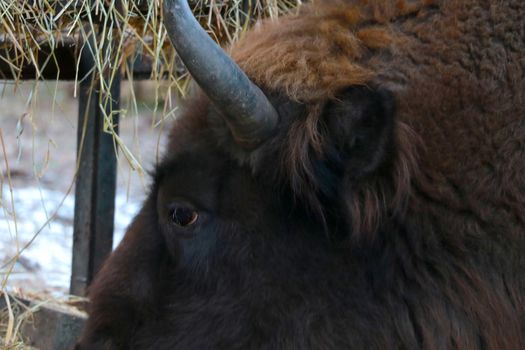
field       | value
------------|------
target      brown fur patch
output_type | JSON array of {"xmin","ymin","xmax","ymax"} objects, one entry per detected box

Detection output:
[
  {"xmin": 347, "ymin": 121, "xmax": 421, "ymax": 238},
  {"xmin": 231, "ymin": 0, "xmax": 437, "ymax": 102}
]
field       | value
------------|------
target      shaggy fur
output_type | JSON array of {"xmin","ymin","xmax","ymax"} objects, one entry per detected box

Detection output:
[{"xmin": 76, "ymin": 0, "xmax": 525, "ymax": 349}]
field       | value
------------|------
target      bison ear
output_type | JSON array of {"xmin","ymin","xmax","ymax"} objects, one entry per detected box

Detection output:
[{"xmin": 322, "ymin": 86, "xmax": 396, "ymax": 180}]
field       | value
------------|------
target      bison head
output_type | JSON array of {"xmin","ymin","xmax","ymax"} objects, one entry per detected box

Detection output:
[{"xmin": 76, "ymin": 1, "xmax": 419, "ymax": 348}]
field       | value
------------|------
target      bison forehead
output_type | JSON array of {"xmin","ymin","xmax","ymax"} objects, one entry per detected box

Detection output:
[{"xmin": 229, "ymin": 0, "xmax": 438, "ymax": 102}]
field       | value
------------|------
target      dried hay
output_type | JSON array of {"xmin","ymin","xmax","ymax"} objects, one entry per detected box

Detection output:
[
  {"xmin": 0, "ymin": 0, "xmax": 303, "ymax": 171},
  {"xmin": 0, "ymin": 290, "xmax": 87, "ymax": 349},
  {"xmin": 0, "ymin": 0, "xmax": 302, "ymax": 82}
]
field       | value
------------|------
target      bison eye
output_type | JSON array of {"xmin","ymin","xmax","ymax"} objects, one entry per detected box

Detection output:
[{"xmin": 171, "ymin": 206, "xmax": 199, "ymax": 227}]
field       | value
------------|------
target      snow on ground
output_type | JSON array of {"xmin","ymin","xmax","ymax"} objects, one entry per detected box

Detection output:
[
  {"xmin": 0, "ymin": 185, "xmax": 142, "ymax": 295},
  {"xmin": 0, "ymin": 80, "xmax": 168, "ymax": 296}
]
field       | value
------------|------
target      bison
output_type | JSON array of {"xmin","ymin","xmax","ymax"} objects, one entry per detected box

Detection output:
[{"xmin": 76, "ymin": 0, "xmax": 525, "ymax": 348}]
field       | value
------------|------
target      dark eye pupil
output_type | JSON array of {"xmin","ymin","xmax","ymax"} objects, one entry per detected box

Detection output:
[{"xmin": 172, "ymin": 207, "xmax": 198, "ymax": 226}]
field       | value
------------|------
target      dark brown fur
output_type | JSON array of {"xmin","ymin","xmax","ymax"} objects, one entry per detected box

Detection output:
[{"xmin": 76, "ymin": 0, "xmax": 525, "ymax": 349}]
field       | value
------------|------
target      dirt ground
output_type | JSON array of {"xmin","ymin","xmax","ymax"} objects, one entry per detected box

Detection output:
[{"xmin": 0, "ymin": 80, "xmax": 171, "ymax": 295}]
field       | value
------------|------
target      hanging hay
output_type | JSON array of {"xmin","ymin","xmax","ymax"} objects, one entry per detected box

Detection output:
[
  {"xmin": 0, "ymin": 0, "xmax": 303, "ymax": 170},
  {"xmin": 0, "ymin": 0, "xmax": 302, "ymax": 84}
]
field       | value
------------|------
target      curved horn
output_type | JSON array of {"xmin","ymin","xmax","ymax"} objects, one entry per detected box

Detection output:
[{"xmin": 163, "ymin": 0, "xmax": 279, "ymax": 149}]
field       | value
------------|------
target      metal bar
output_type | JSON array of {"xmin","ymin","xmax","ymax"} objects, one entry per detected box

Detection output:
[
  {"xmin": 91, "ymin": 74, "xmax": 120, "ymax": 279},
  {"xmin": 0, "ymin": 45, "xmax": 77, "ymax": 80},
  {"xmin": 0, "ymin": 45, "xmax": 154, "ymax": 80},
  {"xmin": 70, "ymin": 29, "xmax": 120, "ymax": 296}
]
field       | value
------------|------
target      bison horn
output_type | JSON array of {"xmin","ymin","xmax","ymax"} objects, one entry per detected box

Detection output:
[{"xmin": 163, "ymin": 0, "xmax": 279, "ymax": 149}]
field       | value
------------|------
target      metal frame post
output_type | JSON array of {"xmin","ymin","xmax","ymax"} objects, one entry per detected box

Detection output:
[{"xmin": 70, "ymin": 31, "xmax": 120, "ymax": 296}]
